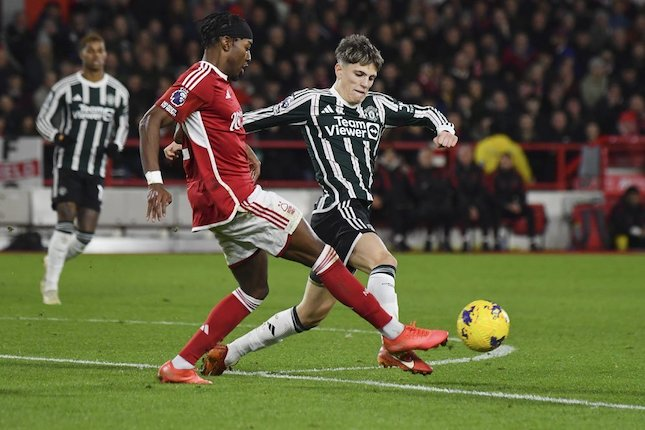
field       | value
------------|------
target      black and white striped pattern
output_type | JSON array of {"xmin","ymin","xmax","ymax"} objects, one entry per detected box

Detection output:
[
  {"xmin": 243, "ymin": 87, "xmax": 454, "ymax": 213},
  {"xmin": 337, "ymin": 200, "xmax": 375, "ymax": 232},
  {"xmin": 36, "ymin": 72, "xmax": 129, "ymax": 178}
]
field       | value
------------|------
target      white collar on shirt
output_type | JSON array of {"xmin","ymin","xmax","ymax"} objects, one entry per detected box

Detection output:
[
  {"xmin": 201, "ymin": 61, "xmax": 228, "ymax": 81},
  {"xmin": 330, "ymin": 84, "xmax": 360, "ymax": 109}
]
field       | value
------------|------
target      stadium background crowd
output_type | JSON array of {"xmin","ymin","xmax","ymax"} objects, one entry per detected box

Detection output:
[{"xmin": 1, "ymin": 0, "xmax": 644, "ymax": 250}]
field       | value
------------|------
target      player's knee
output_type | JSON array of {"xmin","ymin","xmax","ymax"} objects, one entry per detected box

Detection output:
[
  {"xmin": 370, "ymin": 249, "xmax": 397, "ymax": 270},
  {"xmin": 57, "ymin": 204, "xmax": 76, "ymax": 221},
  {"xmin": 240, "ymin": 282, "xmax": 269, "ymax": 300}
]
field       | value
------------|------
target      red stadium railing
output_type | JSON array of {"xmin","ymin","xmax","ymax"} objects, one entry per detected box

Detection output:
[{"xmin": 43, "ymin": 137, "xmax": 645, "ymax": 193}]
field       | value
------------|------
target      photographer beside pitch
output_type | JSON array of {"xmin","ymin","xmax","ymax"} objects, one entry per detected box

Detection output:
[
  {"xmin": 36, "ymin": 33, "xmax": 129, "ymax": 305},
  {"xmin": 167, "ymin": 34, "xmax": 457, "ymax": 375}
]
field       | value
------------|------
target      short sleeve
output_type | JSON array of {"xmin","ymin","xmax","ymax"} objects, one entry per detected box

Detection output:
[{"xmin": 155, "ymin": 81, "xmax": 210, "ymax": 123}]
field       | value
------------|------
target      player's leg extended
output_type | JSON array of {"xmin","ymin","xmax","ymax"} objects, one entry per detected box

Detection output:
[
  {"xmin": 66, "ymin": 207, "xmax": 99, "ymax": 260},
  {"xmin": 41, "ymin": 201, "xmax": 77, "ymax": 305},
  {"xmin": 281, "ymin": 219, "xmax": 400, "ymax": 335},
  {"xmin": 159, "ymin": 250, "xmax": 268, "ymax": 384},
  {"xmin": 210, "ymin": 279, "xmax": 337, "ymax": 373},
  {"xmin": 349, "ymin": 233, "xmax": 434, "ymax": 375},
  {"xmin": 349, "ymin": 232, "xmax": 399, "ymax": 320},
  {"xmin": 282, "ymin": 220, "xmax": 447, "ymax": 352}
]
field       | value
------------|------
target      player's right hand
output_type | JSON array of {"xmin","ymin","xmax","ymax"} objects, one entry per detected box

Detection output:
[
  {"xmin": 54, "ymin": 133, "xmax": 74, "ymax": 147},
  {"xmin": 146, "ymin": 184, "xmax": 173, "ymax": 222},
  {"xmin": 164, "ymin": 141, "xmax": 182, "ymax": 161}
]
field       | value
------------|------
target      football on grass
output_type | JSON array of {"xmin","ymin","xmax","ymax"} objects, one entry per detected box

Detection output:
[{"xmin": 457, "ymin": 300, "xmax": 510, "ymax": 352}]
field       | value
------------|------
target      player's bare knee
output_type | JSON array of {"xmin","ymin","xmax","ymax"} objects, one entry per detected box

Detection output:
[
  {"xmin": 239, "ymin": 282, "xmax": 269, "ymax": 300},
  {"xmin": 367, "ymin": 250, "xmax": 397, "ymax": 271},
  {"xmin": 56, "ymin": 204, "xmax": 76, "ymax": 221}
]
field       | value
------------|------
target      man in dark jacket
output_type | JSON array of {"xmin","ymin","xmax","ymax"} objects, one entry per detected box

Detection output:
[
  {"xmin": 412, "ymin": 147, "xmax": 455, "ymax": 251},
  {"xmin": 452, "ymin": 145, "xmax": 495, "ymax": 251},
  {"xmin": 373, "ymin": 147, "xmax": 415, "ymax": 251},
  {"xmin": 492, "ymin": 153, "xmax": 537, "ymax": 250}
]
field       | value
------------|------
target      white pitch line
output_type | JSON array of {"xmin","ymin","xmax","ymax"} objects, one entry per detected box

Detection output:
[
  {"xmin": 1, "ymin": 354, "xmax": 643, "ymax": 412},
  {"xmin": 0, "ymin": 354, "xmax": 158, "ymax": 369},
  {"xmin": 230, "ymin": 370, "xmax": 645, "ymax": 412},
  {"xmin": 276, "ymin": 345, "xmax": 516, "ymax": 373}
]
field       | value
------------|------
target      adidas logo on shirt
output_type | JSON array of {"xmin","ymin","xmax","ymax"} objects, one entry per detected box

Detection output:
[
  {"xmin": 225, "ymin": 89, "xmax": 232, "ymax": 99},
  {"xmin": 321, "ymin": 105, "xmax": 334, "ymax": 114}
]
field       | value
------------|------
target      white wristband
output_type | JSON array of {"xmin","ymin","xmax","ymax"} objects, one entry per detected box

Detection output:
[{"xmin": 145, "ymin": 170, "xmax": 163, "ymax": 185}]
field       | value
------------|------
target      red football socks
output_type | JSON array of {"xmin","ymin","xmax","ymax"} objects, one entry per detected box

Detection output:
[
  {"xmin": 313, "ymin": 245, "xmax": 393, "ymax": 329},
  {"xmin": 178, "ymin": 288, "xmax": 261, "ymax": 365}
]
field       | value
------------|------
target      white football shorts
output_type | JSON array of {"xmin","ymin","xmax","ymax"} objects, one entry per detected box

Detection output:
[{"xmin": 211, "ymin": 186, "xmax": 303, "ymax": 266}]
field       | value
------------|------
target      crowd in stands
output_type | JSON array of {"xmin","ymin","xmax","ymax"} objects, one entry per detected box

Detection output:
[
  {"xmin": 0, "ymin": 0, "xmax": 643, "ymax": 250},
  {"xmin": 2, "ymin": 1, "xmax": 644, "ymax": 161}
]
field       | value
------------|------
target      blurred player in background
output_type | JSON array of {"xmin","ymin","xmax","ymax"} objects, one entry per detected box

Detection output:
[
  {"xmin": 169, "ymin": 34, "xmax": 457, "ymax": 376},
  {"xmin": 141, "ymin": 13, "xmax": 449, "ymax": 385},
  {"xmin": 36, "ymin": 33, "xmax": 129, "ymax": 305}
]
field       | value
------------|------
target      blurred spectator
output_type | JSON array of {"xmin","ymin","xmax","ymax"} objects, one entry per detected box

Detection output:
[
  {"xmin": 5, "ymin": 12, "xmax": 33, "ymax": 70},
  {"xmin": 452, "ymin": 144, "xmax": 495, "ymax": 251},
  {"xmin": 516, "ymin": 113, "xmax": 537, "ymax": 143},
  {"xmin": 540, "ymin": 110, "xmax": 574, "ymax": 143},
  {"xmin": 411, "ymin": 147, "xmax": 455, "ymax": 251},
  {"xmin": 491, "ymin": 153, "xmax": 538, "ymax": 251},
  {"xmin": 580, "ymin": 56, "xmax": 609, "ymax": 109},
  {"xmin": 372, "ymin": 148, "xmax": 415, "ymax": 251},
  {"xmin": 608, "ymin": 186, "xmax": 645, "ymax": 251}
]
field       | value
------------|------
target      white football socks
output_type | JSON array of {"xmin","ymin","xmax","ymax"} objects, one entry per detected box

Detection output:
[
  {"xmin": 43, "ymin": 228, "xmax": 73, "ymax": 292},
  {"xmin": 171, "ymin": 355, "xmax": 194, "ymax": 370},
  {"xmin": 366, "ymin": 265, "xmax": 399, "ymax": 320},
  {"xmin": 66, "ymin": 230, "xmax": 94, "ymax": 260},
  {"xmin": 226, "ymin": 307, "xmax": 306, "ymax": 366},
  {"xmin": 367, "ymin": 265, "xmax": 404, "ymax": 339}
]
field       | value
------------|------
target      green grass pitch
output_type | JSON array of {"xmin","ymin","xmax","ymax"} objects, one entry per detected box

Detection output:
[{"xmin": 1, "ymin": 253, "xmax": 644, "ymax": 429}]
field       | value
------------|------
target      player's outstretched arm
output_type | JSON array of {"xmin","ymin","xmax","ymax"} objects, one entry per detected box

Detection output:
[
  {"xmin": 243, "ymin": 91, "xmax": 311, "ymax": 133},
  {"xmin": 139, "ymin": 105, "xmax": 175, "ymax": 222}
]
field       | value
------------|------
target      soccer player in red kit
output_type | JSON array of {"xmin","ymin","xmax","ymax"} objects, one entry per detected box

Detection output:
[{"xmin": 139, "ymin": 11, "xmax": 448, "ymax": 384}]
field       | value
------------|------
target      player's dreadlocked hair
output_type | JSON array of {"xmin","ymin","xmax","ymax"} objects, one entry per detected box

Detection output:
[
  {"xmin": 198, "ymin": 11, "xmax": 253, "ymax": 48},
  {"xmin": 335, "ymin": 35, "xmax": 384, "ymax": 71}
]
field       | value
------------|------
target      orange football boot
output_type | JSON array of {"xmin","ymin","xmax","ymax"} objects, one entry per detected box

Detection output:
[
  {"xmin": 158, "ymin": 360, "xmax": 212, "ymax": 384},
  {"xmin": 382, "ymin": 323, "xmax": 448, "ymax": 354},
  {"xmin": 201, "ymin": 344, "xmax": 229, "ymax": 376},
  {"xmin": 377, "ymin": 347, "xmax": 433, "ymax": 375}
]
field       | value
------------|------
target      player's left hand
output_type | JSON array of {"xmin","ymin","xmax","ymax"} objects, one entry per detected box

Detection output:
[
  {"xmin": 146, "ymin": 184, "xmax": 173, "ymax": 222},
  {"xmin": 164, "ymin": 141, "xmax": 182, "ymax": 161},
  {"xmin": 106, "ymin": 143, "xmax": 121, "ymax": 161},
  {"xmin": 433, "ymin": 131, "xmax": 458, "ymax": 148}
]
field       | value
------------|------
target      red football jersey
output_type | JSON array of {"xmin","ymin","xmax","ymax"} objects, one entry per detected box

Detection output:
[{"xmin": 156, "ymin": 61, "xmax": 255, "ymax": 230}]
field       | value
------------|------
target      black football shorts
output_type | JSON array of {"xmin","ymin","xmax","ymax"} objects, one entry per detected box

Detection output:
[
  {"xmin": 52, "ymin": 168, "xmax": 104, "ymax": 211},
  {"xmin": 310, "ymin": 199, "xmax": 375, "ymax": 267}
]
